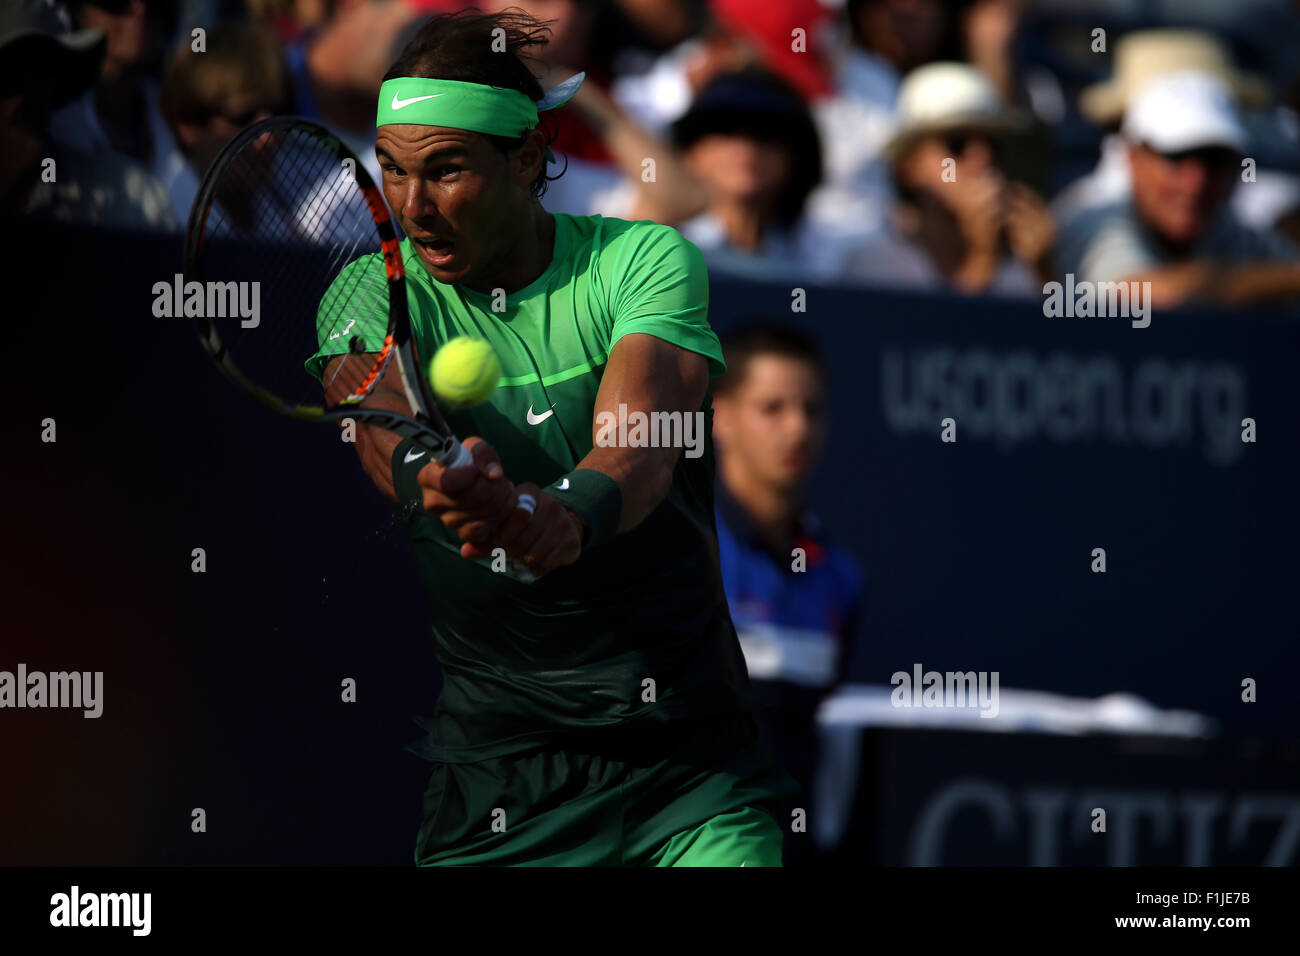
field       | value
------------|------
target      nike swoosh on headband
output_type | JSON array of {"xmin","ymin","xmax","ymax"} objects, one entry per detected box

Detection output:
[{"xmin": 391, "ymin": 92, "xmax": 444, "ymax": 110}]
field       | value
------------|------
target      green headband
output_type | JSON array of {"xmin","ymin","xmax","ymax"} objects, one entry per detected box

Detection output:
[{"xmin": 376, "ymin": 73, "xmax": 584, "ymax": 137}]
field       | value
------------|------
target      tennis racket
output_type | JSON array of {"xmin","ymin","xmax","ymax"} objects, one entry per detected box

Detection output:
[{"xmin": 183, "ymin": 116, "xmax": 535, "ymax": 582}]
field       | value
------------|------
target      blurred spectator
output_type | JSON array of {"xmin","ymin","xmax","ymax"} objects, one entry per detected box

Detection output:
[
  {"xmin": 802, "ymin": 0, "xmax": 921, "ymax": 273},
  {"xmin": 48, "ymin": 1, "xmax": 189, "ymax": 223},
  {"xmin": 598, "ymin": 0, "xmax": 698, "ymax": 53},
  {"xmin": 669, "ymin": 69, "xmax": 825, "ymax": 280},
  {"xmin": 608, "ymin": 21, "xmax": 762, "ymax": 136},
  {"xmin": 280, "ymin": 0, "xmax": 415, "ymax": 182},
  {"xmin": 1056, "ymin": 71, "xmax": 1300, "ymax": 310},
  {"xmin": 805, "ymin": 0, "xmax": 1010, "ymax": 276},
  {"xmin": 159, "ymin": 19, "xmax": 291, "ymax": 215},
  {"xmin": 712, "ymin": 321, "xmax": 864, "ymax": 866},
  {"xmin": 248, "ymin": 0, "xmax": 333, "ymax": 41},
  {"xmin": 540, "ymin": 76, "xmax": 709, "ymax": 224},
  {"xmin": 962, "ymin": 0, "xmax": 1027, "ymax": 107},
  {"xmin": 545, "ymin": 67, "xmax": 828, "ymax": 280},
  {"xmin": 1, "ymin": 0, "xmax": 173, "ymax": 229},
  {"xmin": 1052, "ymin": 30, "xmax": 1294, "ymax": 232},
  {"xmin": 708, "ymin": 0, "xmax": 832, "ymax": 102},
  {"xmin": 846, "ymin": 62, "xmax": 1052, "ymax": 295}
]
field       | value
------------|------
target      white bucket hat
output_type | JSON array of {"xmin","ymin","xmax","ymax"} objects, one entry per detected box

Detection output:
[
  {"xmin": 883, "ymin": 62, "xmax": 1028, "ymax": 163},
  {"xmin": 1121, "ymin": 70, "xmax": 1247, "ymax": 154}
]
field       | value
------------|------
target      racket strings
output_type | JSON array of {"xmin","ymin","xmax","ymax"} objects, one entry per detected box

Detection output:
[{"xmin": 196, "ymin": 125, "xmax": 396, "ymax": 410}]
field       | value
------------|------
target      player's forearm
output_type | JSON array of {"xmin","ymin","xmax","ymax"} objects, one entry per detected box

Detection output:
[
  {"xmin": 355, "ymin": 424, "xmax": 400, "ymax": 504},
  {"xmin": 321, "ymin": 354, "xmax": 411, "ymax": 505},
  {"xmin": 571, "ymin": 444, "xmax": 677, "ymax": 533},
  {"xmin": 567, "ymin": 335, "xmax": 710, "ymax": 541}
]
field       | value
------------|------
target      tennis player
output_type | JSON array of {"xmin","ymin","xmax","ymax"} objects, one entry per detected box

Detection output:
[{"xmin": 307, "ymin": 10, "xmax": 798, "ymax": 866}]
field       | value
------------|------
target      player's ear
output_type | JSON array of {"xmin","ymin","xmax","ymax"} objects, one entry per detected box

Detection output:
[{"xmin": 513, "ymin": 127, "xmax": 547, "ymax": 190}]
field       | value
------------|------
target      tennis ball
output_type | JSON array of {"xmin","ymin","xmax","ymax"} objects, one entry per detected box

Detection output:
[{"xmin": 429, "ymin": 336, "xmax": 501, "ymax": 407}]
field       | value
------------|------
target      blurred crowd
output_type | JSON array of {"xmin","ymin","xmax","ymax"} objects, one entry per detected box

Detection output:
[{"xmin": 4, "ymin": 0, "xmax": 1300, "ymax": 307}]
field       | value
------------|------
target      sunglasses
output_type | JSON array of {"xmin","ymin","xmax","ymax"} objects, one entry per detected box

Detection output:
[
  {"xmin": 943, "ymin": 131, "xmax": 997, "ymax": 157},
  {"xmin": 79, "ymin": 0, "xmax": 138, "ymax": 12},
  {"xmin": 197, "ymin": 103, "xmax": 271, "ymax": 128},
  {"xmin": 1150, "ymin": 146, "xmax": 1240, "ymax": 171}
]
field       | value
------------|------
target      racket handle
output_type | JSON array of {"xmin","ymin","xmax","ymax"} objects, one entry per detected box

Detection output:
[
  {"xmin": 435, "ymin": 438, "xmax": 536, "ymax": 584},
  {"xmin": 435, "ymin": 440, "xmax": 474, "ymax": 469}
]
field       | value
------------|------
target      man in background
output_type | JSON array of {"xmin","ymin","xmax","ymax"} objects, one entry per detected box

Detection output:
[
  {"xmin": 160, "ymin": 18, "xmax": 291, "ymax": 216},
  {"xmin": 1, "ymin": 0, "xmax": 173, "ymax": 230},
  {"xmin": 1056, "ymin": 70, "xmax": 1300, "ymax": 310},
  {"xmin": 49, "ymin": 0, "xmax": 189, "ymax": 222},
  {"xmin": 712, "ymin": 322, "xmax": 865, "ymax": 864}
]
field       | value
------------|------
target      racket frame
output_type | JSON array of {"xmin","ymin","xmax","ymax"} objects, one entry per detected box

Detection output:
[{"xmin": 183, "ymin": 115, "xmax": 465, "ymax": 466}]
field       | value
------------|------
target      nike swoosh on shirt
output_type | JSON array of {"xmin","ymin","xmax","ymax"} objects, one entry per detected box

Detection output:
[
  {"xmin": 391, "ymin": 92, "xmax": 444, "ymax": 110},
  {"xmin": 556, "ymin": 478, "xmax": 570, "ymax": 490},
  {"xmin": 526, "ymin": 403, "xmax": 556, "ymax": 425},
  {"xmin": 404, "ymin": 449, "xmax": 427, "ymax": 463}
]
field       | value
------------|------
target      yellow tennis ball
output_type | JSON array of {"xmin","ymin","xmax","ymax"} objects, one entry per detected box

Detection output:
[{"xmin": 429, "ymin": 336, "xmax": 500, "ymax": 407}]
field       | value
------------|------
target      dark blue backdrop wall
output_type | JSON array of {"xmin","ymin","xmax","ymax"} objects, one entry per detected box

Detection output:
[
  {"xmin": 708, "ymin": 281, "xmax": 1297, "ymax": 730},
  {"xmin": 2, "ymin": 224, "xmax": 1295, "ymax": 864}
]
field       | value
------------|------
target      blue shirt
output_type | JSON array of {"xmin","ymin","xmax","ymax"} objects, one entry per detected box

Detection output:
[{"xmin": 715, "ymin": 482, "xmax": 864, "ymax": 696}]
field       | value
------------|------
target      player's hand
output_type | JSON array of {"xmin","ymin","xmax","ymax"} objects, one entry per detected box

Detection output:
[
  {"xmin": 417, "ymin": 437, "xmax": 519, "ymax": 549},
  {"xmin": 485, "ymin": 482, "xmax": 583, "ymax": 578}
]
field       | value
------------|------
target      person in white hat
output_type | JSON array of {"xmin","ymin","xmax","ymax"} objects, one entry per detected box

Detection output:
[
  {"xmin": 846, "ymin": 61, "xmax": 1054, "ymax": 296},
  {"xmin": 1056, "ymin": 70, "xmax": 1299, "ymax": 309},
  {"xmin": 1052, "ymin": 29, "xmax": 1297, "ymax": 234}
]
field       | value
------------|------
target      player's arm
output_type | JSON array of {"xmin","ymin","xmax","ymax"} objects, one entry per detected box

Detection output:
[
  {"xmin": 495, "ymin": 332, "xmax": 709, "ymax": 576},
  {"xmin": 578, "ymin": 331, "xmax": 709, "ymax": 531},
  {"xmin": 321, "ymin": 353, "xmax": 411, "ymax": 504}
]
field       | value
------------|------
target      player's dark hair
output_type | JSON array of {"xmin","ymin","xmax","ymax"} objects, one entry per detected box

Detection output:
[
  {"xmin": 384, "ymin": 10, "xmax": 562, "ymax": 199},
  {"xmin": 715, "ymin": 322, "xmax": 827, "ymax": 396}
]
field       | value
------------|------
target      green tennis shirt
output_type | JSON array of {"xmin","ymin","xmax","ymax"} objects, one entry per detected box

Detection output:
[{"xmin": 308, "ymin": 214, "xmax": 757, "ymax": 762}]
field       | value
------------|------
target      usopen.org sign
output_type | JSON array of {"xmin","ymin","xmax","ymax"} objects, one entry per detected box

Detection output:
[{"xmin": 881, "ymin": 347, "xmax": 1248, "ymax": 465}]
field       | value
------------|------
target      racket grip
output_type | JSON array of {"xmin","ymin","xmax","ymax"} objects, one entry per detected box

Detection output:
[
  {"xmin": 435, "ymin": 440, "xmax": 474, "ymax": 469},
  {"xmin": 437, "ymin": 438, "xmax": 536, "ymax": 583}
]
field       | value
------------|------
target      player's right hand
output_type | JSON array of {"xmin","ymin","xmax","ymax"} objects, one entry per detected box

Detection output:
[
  {"xmin": 486, "ymin": 482, "xmax": 583, "ymax": 578},
  {"xmin": 417, "ymin": 437, "xmax": 518, "ymax": 549}
]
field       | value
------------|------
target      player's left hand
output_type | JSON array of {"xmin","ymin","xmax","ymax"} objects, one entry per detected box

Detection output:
[
  {"xmin": 419, "ymin": 437, "xmax": 519, "ymax": 549},
  {"xmin": 471, "ymin": 482, "xmax": 583, "ymax": 578}
]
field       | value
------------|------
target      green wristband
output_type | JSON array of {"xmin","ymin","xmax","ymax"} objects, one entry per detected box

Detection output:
[{"xmin": 546, "ymin": 469, "xmax": 622, "ymax": 550}]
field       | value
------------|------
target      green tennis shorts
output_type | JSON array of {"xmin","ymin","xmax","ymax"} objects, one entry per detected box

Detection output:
[{"xmin": 414, "ymin": 713, "xmax": 800, "ymax": 866}]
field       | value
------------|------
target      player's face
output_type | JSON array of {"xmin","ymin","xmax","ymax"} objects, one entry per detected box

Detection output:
[
  {"xmin": 714, "ymin": 354, "xmax": 825, "ymax": 492},
  {"xmin": 376, "ymin": 125, "xmax": 531, "ymax": 288}
]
